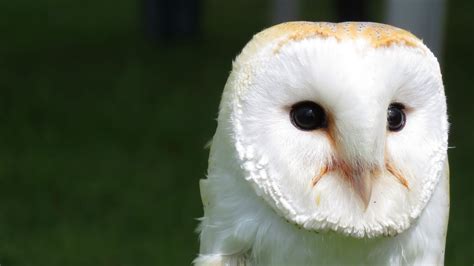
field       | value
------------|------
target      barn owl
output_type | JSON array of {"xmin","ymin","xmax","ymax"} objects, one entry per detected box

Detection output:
[{"xmin": 195, "ymin": 22, "xmax": 449, "ymax": 265}]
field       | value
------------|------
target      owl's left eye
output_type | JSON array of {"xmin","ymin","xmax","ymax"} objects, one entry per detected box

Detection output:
[
  {"xmin": 387, "ymin": 103, "xmax": 406, "ymax": 131},
  {"xmin": 290, "ymin": 101, "xmax": 327, "ymax": 131}
]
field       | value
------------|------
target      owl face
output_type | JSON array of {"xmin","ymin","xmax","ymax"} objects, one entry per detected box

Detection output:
[{"xmin": 224, "ymin": 22, "xmax": 448, "ymax": 238}]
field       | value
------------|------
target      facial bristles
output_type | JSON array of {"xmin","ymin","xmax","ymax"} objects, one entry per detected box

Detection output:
[
  {"xmin": 311, "ymin": 164, "xmax": 329, "ymax": 187},
  {"xmin": 385, "ymin": 161, "xmax": 410, "ymax": 189},
  {"xmin": 311, "ymin": 160, "xmax": 374, "ymax": 209},
  {"xmin": 310, "ymin": 159, "xmax": 409, "ymax": 209}
]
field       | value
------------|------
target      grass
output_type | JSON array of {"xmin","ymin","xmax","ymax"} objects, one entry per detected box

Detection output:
[{"xmin": 0, "ymin": 0, "xmax": 472, "ymax": 265}]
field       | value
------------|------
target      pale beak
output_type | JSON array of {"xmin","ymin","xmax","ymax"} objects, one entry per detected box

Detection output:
[
  {"xmin": 311, "ymin": 159, "xmax": 408, "ymax": 209},
  {"xmin": 332, "ymin": 160, "xmax": 376, "ymax": 209},
  {"xmin": 311, "ymin": 160, "xmax": 376, "ymax": 209}
]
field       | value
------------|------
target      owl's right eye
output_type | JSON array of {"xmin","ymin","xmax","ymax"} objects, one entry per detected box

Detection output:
[{"xmin": 290, "ymin": 101, "xmax": 327, "ymax": 131}]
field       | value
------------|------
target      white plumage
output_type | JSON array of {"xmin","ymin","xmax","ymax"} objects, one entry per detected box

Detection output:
[{"xmin": 195, "ymin": 22, "xmax": 449, "ymax": 265}]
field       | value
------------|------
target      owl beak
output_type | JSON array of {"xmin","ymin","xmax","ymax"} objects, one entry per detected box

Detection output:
[
  {"xmin": 321, "ymin": 107, "xmax": 386, "ymax": 209},
  {"xmin": 356, "ymin": 175, "xmax": 372, "ymax": 209},
  {"xmin": 312, "ymin": 160, "xmax": 377, "ymax": 209},
  {"xmin": 334, "ymin": 160, "xmax": 376, "ymax": 209}
]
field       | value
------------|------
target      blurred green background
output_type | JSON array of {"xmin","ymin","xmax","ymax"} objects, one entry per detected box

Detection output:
[{"xmin": 0, "ymin": 0, "xmax": 472, "ymax": 265}]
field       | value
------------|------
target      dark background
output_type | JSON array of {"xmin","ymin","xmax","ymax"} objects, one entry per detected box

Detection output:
[{"xmin": 0, "ymin": 0, "xmax": 472, "ymax": 265}]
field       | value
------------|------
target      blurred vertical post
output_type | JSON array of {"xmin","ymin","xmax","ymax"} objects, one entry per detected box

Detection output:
[
  {"xmin": 385, "ymin": 0, "xmax": 446, "ymax": 60},
  {"xmin": 142, "ymin": 0, "xmax": 201, "ymax": 41},
  {"xmin": 271, "ymin": 0, "xmax": 300, "ymax": 24}
]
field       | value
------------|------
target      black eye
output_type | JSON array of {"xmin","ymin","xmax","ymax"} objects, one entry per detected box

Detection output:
[
  {"xmin": 290, "ymin": 101, "xmax": 327, "ymax": 131},
  {"xmin": 387, "ymin": 103, "xmax": 406, "ymax": 132}
]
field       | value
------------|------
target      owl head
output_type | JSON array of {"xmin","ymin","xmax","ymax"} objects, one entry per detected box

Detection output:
[{"xmin": 215, "ymin": 22, "xmax": 448, "ymax": 238}]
